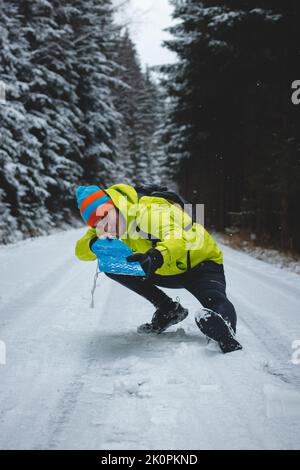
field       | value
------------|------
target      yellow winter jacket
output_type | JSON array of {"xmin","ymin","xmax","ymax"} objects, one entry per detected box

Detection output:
[{"xmin": 75, "ymin": 183, "xmax": 223, "ymax": 275}]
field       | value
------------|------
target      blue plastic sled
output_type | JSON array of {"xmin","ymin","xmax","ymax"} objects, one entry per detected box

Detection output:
[{"xmin": 91, "ymin": 238, "xmax": 145, "ymax": 276}]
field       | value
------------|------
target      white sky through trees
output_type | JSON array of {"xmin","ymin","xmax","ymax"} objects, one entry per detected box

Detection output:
[{"xmin": 114, "ymin": 0, "xmax": 177, "ymax": 69}]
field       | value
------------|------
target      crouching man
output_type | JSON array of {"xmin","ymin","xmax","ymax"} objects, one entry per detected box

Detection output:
[{"xmin": 75, "ymin": 183, "xmax": 242, "ymax": 353}]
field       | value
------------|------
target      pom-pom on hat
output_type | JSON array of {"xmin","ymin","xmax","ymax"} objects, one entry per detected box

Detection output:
[{"xmin": 76, "ymin": 185, "xmax": 115, "ymax": 227}]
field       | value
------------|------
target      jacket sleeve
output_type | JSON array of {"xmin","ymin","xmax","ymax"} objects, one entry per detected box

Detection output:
[
  {"xmin": 75, "ymin": 228, "xmax": 97, "ymax": 261},
  {"xmin": 137, "ymin": 202, "xmax": 187, "ymax": 266}
]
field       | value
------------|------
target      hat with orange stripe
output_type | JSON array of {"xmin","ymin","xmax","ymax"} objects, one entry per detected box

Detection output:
[{"xmin": 76, "ymin": 185, "xmax": 115, "ymax": 227}]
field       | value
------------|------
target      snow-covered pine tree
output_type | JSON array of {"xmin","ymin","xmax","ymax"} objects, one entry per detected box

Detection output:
[
  {"xmin": 68, "ymin": 0, "xmax": 121, "ymax": 187},
  {"xmin": 148, "ymin": 80, "xmax": 172, "ymax": 186},
  {"xmin": 0, "ymin": 0, "xmax": 125, "ymax": 242},
  {"xmin": 133, "ymin": 68, "xmax": 157, "ymax": 184},
  {"xmin": 0, "ymin": 0, "xmax": 50, "ymax": 241},
  {"xmin": 0, "ymin": 0, "xmax": 170, "ymax": 243},
  {"xmin": 113, "ymin": 30, "xmax": 167, "ymax": 185},
  {"xmin": 157, "ymin": 61, "xmax": 189, "ymax": 186},
  {"xmin": 17, "ymin": 0, "xmax": 85, "ymax": 229},
  {"xmin": 109, "ymin": 29, "xmax": 136, "ymax": 182},
  {"xmin": 112, "ymin": 29, "xmax": 145, "ymax": 184},
  {"xmin": 134, "ymin": 67, "xmax": 166, "ymax": 184}
]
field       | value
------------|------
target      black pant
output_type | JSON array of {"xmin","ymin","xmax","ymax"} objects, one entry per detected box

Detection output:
[{"xmin": 105, "ymin": 260, "xmax": 237, "ymax": 332}]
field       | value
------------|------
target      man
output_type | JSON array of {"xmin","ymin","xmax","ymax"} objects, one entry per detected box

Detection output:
[{"xmin": 75, "ymin": 183, "xmax": 242, "ymax": 353}]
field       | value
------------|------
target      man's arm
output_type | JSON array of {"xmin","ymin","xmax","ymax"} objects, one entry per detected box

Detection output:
[
  {"xmin": 75, "ymin": 228, "xmax": 97, "ymax": 261},
  {"xmin": 137, "ymin": 202, "xmax": 187, "ymax": 267}
]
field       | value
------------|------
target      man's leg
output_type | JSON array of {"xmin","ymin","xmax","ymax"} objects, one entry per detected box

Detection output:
[
  {"xmin": 104, "ymin": 272, "xmax": 171, "ymax": 307},
  {"xmin": 105, "ymin": 272, "xmax": 188, "ymax": 332},
  {"xmin": 181, "ymin": 262, "xmax": 237, "ymax": 332},
  {"xmin": 180, "ymin": 261, "xmax": 241, "ymax": 352},
  {"xmin": 193, "ymin": 287, "xmax": 237, "ymax": 332}
]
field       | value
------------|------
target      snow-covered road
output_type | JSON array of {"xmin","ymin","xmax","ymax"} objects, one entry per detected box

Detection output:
[{"xmin": 0, "ymin": 228, "xmax": 300, "ymax": 450}]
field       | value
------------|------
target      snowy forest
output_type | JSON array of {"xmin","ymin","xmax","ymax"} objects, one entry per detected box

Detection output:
[
  {"xmin": 1, "ymin": 1, "xmax": 300, "ymax": 452},
  {"xmin": 1, "ymin": 0, "xmax": 300, "ymax": 254},
  {"xmin": 0, "ymin": 0, "xmax": 168, "ymax": 243}
]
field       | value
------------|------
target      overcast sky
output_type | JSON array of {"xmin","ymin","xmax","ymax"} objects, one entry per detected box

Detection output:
[{"xmin": 114, "ymin": 0, "xmax": 177, "ymax": 69}]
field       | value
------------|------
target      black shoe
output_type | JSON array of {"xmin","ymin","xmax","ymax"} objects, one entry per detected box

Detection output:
[
  {"xmin": 138, "ymin": 300, "xmax": 188, "ymax": 334},
  {"xmin": 195, "ymin": 309, "xmax": 243, "ymax": 353}
]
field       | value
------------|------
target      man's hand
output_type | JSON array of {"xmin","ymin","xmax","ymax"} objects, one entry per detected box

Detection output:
[{"xmin": 127, "ymin": 248, "xmax": 164, "ymax": 277}]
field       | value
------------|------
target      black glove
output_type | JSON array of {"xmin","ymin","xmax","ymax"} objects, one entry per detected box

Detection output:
[{"xmin": 127, "ymin": 248, "xmax": 164, "ymax": 277}]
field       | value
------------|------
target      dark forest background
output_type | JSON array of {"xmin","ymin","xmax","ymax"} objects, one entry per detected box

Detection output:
[
  {"xmin": 0, "ymin": 0, "xmax": 300, "ymax": 255},
  {"xmin": 161, "ymin": 0, "xmax": 300, "ymax": 254}
]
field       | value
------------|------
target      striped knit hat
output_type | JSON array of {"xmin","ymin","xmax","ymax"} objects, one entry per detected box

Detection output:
[{"xmin": 76, "ymin": 185, "xmax": 115, "ymax": 227}]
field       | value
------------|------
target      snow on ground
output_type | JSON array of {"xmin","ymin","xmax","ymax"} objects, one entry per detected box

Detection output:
[{"xmin": 0, "ymin": 228, "xmax": 300, "ymax": 450}]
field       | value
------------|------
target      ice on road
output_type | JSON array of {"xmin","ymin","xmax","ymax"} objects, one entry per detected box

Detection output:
[{"xmin": 0, "ymin": 228, "xmax": 300, "ymax": 449}]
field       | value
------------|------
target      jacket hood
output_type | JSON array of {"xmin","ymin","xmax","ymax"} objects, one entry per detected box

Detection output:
[{"xmin": 105, "ymin": 184, "xmax": 138, "ymax": 236}]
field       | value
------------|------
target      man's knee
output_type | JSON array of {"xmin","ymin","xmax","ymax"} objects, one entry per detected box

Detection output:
[{"xmin": 198, "ymin": 288, "xmax": 227, "ymax": 307}]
